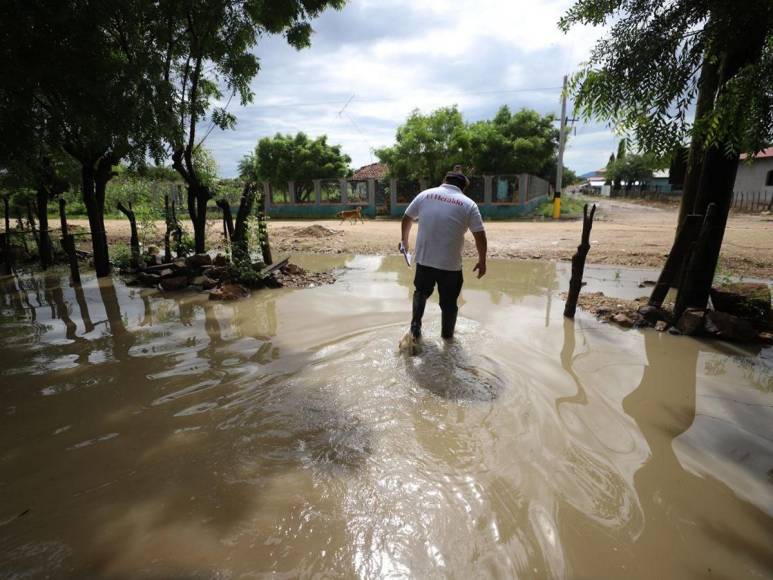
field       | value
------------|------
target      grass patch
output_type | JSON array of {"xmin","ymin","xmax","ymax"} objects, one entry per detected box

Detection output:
[{"xmin": 533, "ymin": 196, "xmax": 586, "ymax": 218}]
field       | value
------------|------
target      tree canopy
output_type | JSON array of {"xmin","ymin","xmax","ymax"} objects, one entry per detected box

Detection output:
[
  {"xmin": 239, "ymin": 133, "xmax": 351, "ymax": 200},
  {"xmin": 560, "ymin": 0, "xmax": 773, "ymax": 158},
  {"xmin": 376, "ymin": 106, "xmax": 563, "ymax": 184},
  {"xmin": 606, "ymin": 154, "xmax": 659, "ymax": 188}
]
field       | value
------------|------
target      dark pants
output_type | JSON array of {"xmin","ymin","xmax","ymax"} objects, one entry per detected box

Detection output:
[{"xmin": 410, "ymin": 264, "xmax": 463, "ymax": 339}]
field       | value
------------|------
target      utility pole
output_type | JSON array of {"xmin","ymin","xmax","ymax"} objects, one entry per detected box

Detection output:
[{"xmin": 553, "ymin": 75, "xmax": 568, "ymax": 219}]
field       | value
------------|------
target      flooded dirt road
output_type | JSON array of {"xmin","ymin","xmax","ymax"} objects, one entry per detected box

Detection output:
[{"xmin": 1, "ymin": 257, "xmax": 771, "ymax": 579}]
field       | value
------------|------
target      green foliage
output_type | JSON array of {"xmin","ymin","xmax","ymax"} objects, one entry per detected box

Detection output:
[
  {"xmin": 110, "ymin": 243, "xmax": 133, "ymax": 271},
  {"xmin": 535, "ymin": 196, "xmax": 585, "ymax": 218},
  {"xmin": 240, "ymin": 133, "xmax": 351, "ymax": 201},
  {"xmin": 607, "ymin": 154, "xmax": 659, "ymax": 187},
  {"xmin": 376, "ymin": 106, "xmax": 561, "ymax": 184},
  {"xmin": 192, "ymin": 147, "xmax": 219, "ymax": 190},
  {"xmin": 376, "ymin": 107, "xmax": 468, "ymax": 184},
  {"xmin": 562, "ymin": 167, "xmax": 580, "ymax": 185},
  {"xmin": 560, "ymin": 0, "xmax": 773, "ymax": 157},
  {"xmin": 468, "ymin": 107, "xmax": 559, "ymax": 178}
]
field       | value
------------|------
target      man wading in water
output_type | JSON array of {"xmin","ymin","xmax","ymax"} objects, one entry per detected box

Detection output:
[{"xmin": 399, "ymin": 167, "xmax": 487, "ymax": 345}]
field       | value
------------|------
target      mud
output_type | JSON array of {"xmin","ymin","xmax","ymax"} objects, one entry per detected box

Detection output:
[
  {"xmin": 0, "ymin": 256, "xmax": 771, "ymax": 578},
  {"xmin": 68, "ymin": 198, "xmax": 773, "ymax": 278}
]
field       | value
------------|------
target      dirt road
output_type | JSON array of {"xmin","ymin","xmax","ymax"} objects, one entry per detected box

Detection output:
[{"xmin": 76, "ymin": 199, "xmax": 773, "ymax": 278}]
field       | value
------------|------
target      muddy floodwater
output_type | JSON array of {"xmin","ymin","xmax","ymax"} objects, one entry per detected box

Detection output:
[{"xmin": 1, "ymin": 256, "xmax": 772, "ymax": 579}]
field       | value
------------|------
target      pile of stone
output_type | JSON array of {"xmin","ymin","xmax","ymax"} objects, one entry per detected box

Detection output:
[
  {"xmin": 128, "ymin": 252, "xmax": 336, "ymax": 301},
  {"xmin": 132, "ymin": 252, "xmax": 227, "ymax": 293},
  {"xmin": 271, "ymin": 263, "xmax": 336, "ymax": 289},
  {"xmin": 571, "ymin": 282, "xmax": 772, "ymax": 344}
]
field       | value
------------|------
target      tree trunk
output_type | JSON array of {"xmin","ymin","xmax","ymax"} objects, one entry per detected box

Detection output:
[
  {"xmin": 163, "ymin": 194, "xmax": 173, "ymax": 263},
  {"xmin": 26, "ymin": 201, "xmax": 39, "ymax": 247},
  {"xmin": 564, "ymin": 203, "xmax": 597, "ymax": 318},
  {"xmin": 256, "ymin": 186, "xmax": 272, "ymax": 266},
  {"xmin": 36, "ymin": 187, "xmax": 52, "ymax": 269},
  {"xmin": 117, "ymin": 201, "xmax": 141, "ymax": 270},
  {"xmin": 59, "ymin": 198, "xmax": 81, "ymax": 285},
  {"xmin": 654, "ymin": 2, "xmax": 768, "ymax": 312},
  {"xmin": 82, "ymin": 164, "xmax": 111, "ymax": 277},
  {"xmin": 232, "ymin": 182, "xmax": 257, "ymax": 261},
  {"xmin": 675, "ymin": 56, "xmax": 720, "ymax": 230},
  {"xmin": 216, "ymin": 199, "xmax": 235, "ymax": 243},
  {"xmin": 1, "ymin": 195, "xmax": 11, "ymax": 275}
]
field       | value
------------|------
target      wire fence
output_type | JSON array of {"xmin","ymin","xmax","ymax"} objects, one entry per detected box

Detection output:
[{"xmin": 731, "ymin": 191, "xmax": 772, "ymax": 213}]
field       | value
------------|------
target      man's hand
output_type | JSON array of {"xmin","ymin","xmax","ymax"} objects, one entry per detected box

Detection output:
[{"xmin": 472, "ymin": 230, "xmax": 487, "ymax": 279}]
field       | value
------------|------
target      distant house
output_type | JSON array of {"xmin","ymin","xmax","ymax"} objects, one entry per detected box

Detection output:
[
  {"xmin": 579, "ymin": 168, "xmax": 610, "ymax": 196},
  {"xmin": 734, "ymin": 147, "xmax": 773, "ymax": 201},
  {"xmin": 352, "ymin": 162, "xmax": 388, "ymax": 180},
  {"xmin": 648, "ymin": 169, "xmax": 672, "ymax": 193}
]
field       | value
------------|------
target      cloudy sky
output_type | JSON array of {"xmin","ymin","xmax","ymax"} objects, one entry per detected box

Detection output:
[{"xmin": 203, "ymin": 0, "xmax": 618, "ymax": 178}]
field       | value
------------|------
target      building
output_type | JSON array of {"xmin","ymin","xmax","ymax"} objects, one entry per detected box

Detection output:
[
  {"xmin": 351, "ymin": 162, "xmax": 388, "ymax": 180},
  {"xmin": 579, "ymin": 168, "xmax": 610, "ymax": 196},
  {"xmin": 733, "ymin": 147, "xmax": 773, "ymax": 202}
]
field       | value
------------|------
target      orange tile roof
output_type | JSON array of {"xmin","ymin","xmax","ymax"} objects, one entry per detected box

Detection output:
[
  {"xmin": 740, "ymin": 147, "xmax": 773, "ymax": 160},
  {"xmin": 352, "ymin": 162, "xmax": 388, "ymax": 179}
]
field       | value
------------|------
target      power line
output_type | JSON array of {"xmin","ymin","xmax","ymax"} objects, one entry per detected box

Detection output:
[{"xmin": 248, "ymin": 85, "xmax": 563, "ymax": 109}]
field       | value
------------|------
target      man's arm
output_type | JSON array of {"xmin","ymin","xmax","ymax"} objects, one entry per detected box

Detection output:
[
  {"xmin": 472, "ymin": 230, "xmax": 487, "ymax": 278},
  {"xmin": 400, "ymin": 214, "xmax": 414, "ymax": 249}
]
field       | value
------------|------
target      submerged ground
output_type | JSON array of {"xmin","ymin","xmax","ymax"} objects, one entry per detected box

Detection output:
[{"xmin": 0, "ymin": 256, "xmax": 771, "ymax": 578}]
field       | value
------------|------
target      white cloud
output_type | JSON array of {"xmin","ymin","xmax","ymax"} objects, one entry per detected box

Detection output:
[{"xmin": 202, "ymin": 0, "xmax": 613, "ymax": 177}]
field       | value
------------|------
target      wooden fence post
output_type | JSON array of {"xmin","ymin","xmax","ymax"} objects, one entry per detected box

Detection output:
[
  {"xmin": 117, "ymin": 201, "xmax": 141, "ymax": 270},
  {"xmin": 564, "ymin": 203, "xmax": 597, "ymax": 318},
  {"xmin": 59, "ymin": 198, "xmax": 80, "ymax": 285}
]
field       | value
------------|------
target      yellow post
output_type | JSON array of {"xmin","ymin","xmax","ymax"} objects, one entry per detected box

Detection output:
[{"xmin": 553, "ymin": 192, "xmax": 561, "ymax": 219}]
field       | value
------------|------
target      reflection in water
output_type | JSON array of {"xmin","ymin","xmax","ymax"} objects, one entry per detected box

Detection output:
[{"xmin": 0, "ymin": 259, "xmax": 771, "ymax": 579}]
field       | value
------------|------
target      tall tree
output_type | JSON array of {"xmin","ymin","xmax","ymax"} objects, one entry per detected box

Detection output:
[
  {"xmin": 0, "ymin": 1, "xmax": 171, "ymax": 276},
  {"xmin": 239, "ymin": 132, "xmax": 351, "ymax": 201},
  {"xmin": 376, "ymin": 107, "xmax": 468, "ymax": 184},
  {"xmin": 157, "ymin": 0, "xmax": 346, "ymax": 253},
  {"xmin": 377, "ymin": 106, "xmax": 561, "ymax": 184},
  {"xmin": 468, "ymin": 107, "xmax": 559, "ymax": 178},
  {"xmin": 561, "ymin": 0, "xmax": 773, "ymax": 311}
]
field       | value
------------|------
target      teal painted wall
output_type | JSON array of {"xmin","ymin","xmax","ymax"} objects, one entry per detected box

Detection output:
[
  {"xmin": 390, "ymin": 195, "xmax": 547, "ymax": 219},
  {"xmin": 268, "ymin": 204, "xmax": 376, "ymax": 219}
]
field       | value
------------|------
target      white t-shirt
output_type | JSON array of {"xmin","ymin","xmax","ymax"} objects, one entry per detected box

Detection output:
[{"xmin": 404, "ymin": 184, "xmax": 485, "ymax": 271}]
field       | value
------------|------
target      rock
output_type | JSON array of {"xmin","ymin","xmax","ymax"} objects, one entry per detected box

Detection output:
[
  {"xmin": 281, "ymin": 263, "xmax": 305, "ymax": 276},
  {"xmin": 596, "ymin": 306, "xmax": 611, "ymax": 316},
  {"xmin": 201, "ymin": 276, "xmax": 217, "ymax": 290},
  {"xmin": 633, "ymin": 318, "xmax": 652, "ymax": 329},
  {"xmin": 205, "ymin": 266, "xmax": 230, "ymax": 281},
  {"xmin": 704, "ymin": 311, "xmax": 757, "ymax": 342},
  {"xmin": 185, "ymin": 253, "xmax": 212, "ymax": 269},
  {"xmin": 638, "ymin": 304, "xmax": 670, "ymax": 324},
  {"xmin": 189, "ymin": 275, "xmax": 217, "ymax": 290},
  {"xmin": 759, "ymin": 332, "xmax": 773, "ymax": 346},
  {"xmin": 612, "ymin": 313, "xmax": 635, "ymax": 328},
  {"xmin": 157, "ymin": 268, "xmax": 175, "ymax": 279},
  {"xmin": 655, "ymin": 320, "xmax": 669, "ymax": 332},
  {"xmin": 137, "ymin": 272, "xmax": 161, "ymax": 287},
  {"xmin": 667, "ymin": 326, "xmax": 682, "ymax": 336},
  {"xmin": 710, "ymin": 283, "xmax": 771, "ymax": 322},
  {"xmin": 676, "ymin": 308, "xmax": 705, "ymax": 336},
  {"xmin": 159, "ymin": 276, "xmax": 189, "ymax": 291},
  {"xmin": 209, "ymin": 283, "xmax": 249, "ymax": 301},
  {"xmin": 638, "ymin": 280, "xmax": 657, "ymax": 288},
  {"xmin": 213, "ymin": 253, "xmax": 229, "ymax": 267}
]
